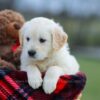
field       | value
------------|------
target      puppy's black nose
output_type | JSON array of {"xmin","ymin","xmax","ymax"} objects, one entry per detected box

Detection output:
[{"xmin": 28, "ymin": 50, "xmax": 36, "ymax": 57}]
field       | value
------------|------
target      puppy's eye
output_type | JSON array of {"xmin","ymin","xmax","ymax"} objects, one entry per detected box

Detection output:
[
  {"xmin": 26, "ymin": 37, "xmax": 30, "ymax": 41},
  {"xmin": 39, "ymin": 38, "xmax": 46, "ymax": 43}
]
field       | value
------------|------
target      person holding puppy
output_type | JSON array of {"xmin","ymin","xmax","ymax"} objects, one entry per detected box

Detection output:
[{"xmin": 20, "ymin": 17, "xmax": 80, "ymax": 94}]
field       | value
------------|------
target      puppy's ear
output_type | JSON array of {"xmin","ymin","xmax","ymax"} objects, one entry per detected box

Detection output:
[
  {"xmin": 52, "ymin": 26, "xmax": 68, "ymax": 51},
  {"xmin": 19, "ymin": 22, "xmax": 29, "ymax": 47},
  {"xmin": 19, "ymin": 27, "xmax": 24, "ymax": 47}
]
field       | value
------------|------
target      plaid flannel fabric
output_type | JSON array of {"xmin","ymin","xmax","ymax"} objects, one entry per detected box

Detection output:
[{"xmin": 0, "ymin": 68, "xmax": 86, "ymax": 100}]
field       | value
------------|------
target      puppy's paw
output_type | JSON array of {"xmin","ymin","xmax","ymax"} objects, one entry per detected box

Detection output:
[
  {"xmin": 28, "ymin": 75, "xmax": 43, "ymax": 89},
  {"xmin": 43, "ymin": 77, "xmax": 57, "ymax": 94}
]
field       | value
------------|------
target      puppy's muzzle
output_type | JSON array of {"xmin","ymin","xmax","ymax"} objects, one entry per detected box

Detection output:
[{"xmin": 28, "ymin": 50, "xmax": 36, "ymax": 57}]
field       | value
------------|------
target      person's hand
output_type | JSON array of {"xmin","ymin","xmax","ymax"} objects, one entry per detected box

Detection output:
[{"xmin": 76, "ymin": 93, "xmax": 82, "ymax": 100}]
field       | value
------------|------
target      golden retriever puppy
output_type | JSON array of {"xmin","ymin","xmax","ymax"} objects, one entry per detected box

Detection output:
[{"xmin": 20, "ymin": 17, "xmax": 79, "ymax": 94}]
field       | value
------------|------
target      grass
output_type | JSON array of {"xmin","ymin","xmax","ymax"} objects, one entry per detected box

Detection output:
[{"xmin": 76, "ymin": 55, "xmax": 100, "ymax": 100}]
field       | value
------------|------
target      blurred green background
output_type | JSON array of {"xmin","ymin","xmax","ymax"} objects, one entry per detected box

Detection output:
[
  {"xmin": 77, "ymin": 55, "xmax": 100, "ymax": 100},
  {"xmin": 0, "ymin": 0, "xmax": 100, "ymax": 99}
]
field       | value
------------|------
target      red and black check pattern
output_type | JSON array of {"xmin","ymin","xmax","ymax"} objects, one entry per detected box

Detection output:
[{"xmin": 0, "ymin": 68, "xmax": 86, "ymax": 100}]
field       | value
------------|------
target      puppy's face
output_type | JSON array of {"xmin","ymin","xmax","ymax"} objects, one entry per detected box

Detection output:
[
  {"xmin": 20, "ymin": 17, "xmax": 67, "ymax": 61},
  {"xmin": 22, "ymin": 28, "xmax": 52, "ymax": 61}
]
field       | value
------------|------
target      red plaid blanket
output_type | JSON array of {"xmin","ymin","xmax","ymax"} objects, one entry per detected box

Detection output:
[{"xmin": 0, "ymin": 68, "xmax": 86, "ymax": 100}]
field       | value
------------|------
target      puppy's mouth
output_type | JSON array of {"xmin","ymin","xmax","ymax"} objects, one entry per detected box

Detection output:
[
  {"xmin": 28, "ymin": 55, "xmax": 37, "ymax": 59},
  {"xmin": 29, "ymin": 55, "xmax": 48, "ymax": 61}
]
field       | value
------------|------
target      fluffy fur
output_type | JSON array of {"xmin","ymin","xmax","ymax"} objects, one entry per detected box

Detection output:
[{"xmin": 20, "ymin": 17, "xmax": 79, "ymax": 94}]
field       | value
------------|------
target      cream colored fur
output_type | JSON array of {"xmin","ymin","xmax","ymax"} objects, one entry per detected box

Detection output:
[{"xmin": 20, "ymin": 17, "xmax": 79, "ymax": 94}]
